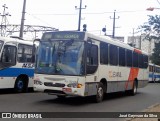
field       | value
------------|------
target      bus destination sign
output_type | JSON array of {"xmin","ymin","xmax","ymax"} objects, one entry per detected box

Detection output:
[{"xmin": 42, "ymin": 31, "xmax": 85, "ymax": 40}]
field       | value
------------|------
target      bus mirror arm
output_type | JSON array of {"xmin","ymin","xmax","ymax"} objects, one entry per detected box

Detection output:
[
  {"xmin": 33, "ymin": 39, "xmax": 40, "ymax": 43},
  {"xmin": 32, "ymin": 44, "xmax": 37, "ymax": 63},
  {"xmin": 87, "ymin": 39, "xmax": 92, "ymax": 44}
]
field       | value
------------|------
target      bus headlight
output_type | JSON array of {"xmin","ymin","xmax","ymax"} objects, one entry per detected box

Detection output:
[
  {"xmin": 77, "ymin": 83, "xmax": 83, "ymax": 88},
  {"xmin": 34, "ymin": 80, "xmax": 43, "ymax": 85},
  {"xmin": 67, "ymin": 83, "xmax": 82, "ymax": 88}
]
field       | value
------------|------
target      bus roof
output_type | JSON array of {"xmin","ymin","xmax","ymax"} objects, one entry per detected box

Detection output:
[
  {"xmin": 149, "ymin": 63, "xmax": 160, "ymax": 67},
  {"xmin": 42, "ymin": 31, "xmax": 148, "ymax": 55},
  {"xmin": 0, "ymin": 36, "xmax": 33, "ymax": 46}
]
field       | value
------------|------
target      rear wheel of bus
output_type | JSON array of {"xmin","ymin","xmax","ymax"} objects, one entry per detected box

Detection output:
[
  {"xmin": 14, "ymin": 76, "xmax": 28, "ymax": 93},
  {"xmin": 127, "ymin": 80, "xmax": 138, "ymax": 96},
  {"xmin": 131, "ymin": 80, "xmax": 138, "ymax": 95}
]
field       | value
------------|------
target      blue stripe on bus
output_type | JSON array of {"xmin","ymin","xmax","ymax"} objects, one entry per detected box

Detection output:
[
  {"xmin": 0, "ymin": 68, "xmax": 34, "ymax": 77},
  {"xmin": 149, "ymin": 73, "xmax": 153, "ymax": 78},
  {"xmin": 149, "ymin": 73, "xmax": 160, "ymax": 78}
]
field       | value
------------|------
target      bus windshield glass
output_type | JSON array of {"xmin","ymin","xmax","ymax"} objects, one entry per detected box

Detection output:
[{"xmin": 35, "ymin": 40, "xmax": 84, "ymax": 75}]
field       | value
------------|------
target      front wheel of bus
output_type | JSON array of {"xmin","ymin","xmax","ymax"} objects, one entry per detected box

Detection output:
[
  {"xmin": 96, "ymin": 82, "xmax": 104, "ymax": 103},
  {"xmin": 14, "ymin": 77, "xmax": 27, "ymax": 93}
]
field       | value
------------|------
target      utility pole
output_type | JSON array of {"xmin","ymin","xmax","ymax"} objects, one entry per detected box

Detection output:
[
  {"xmin": 132, "ymin": 28, "xmax": 135, "ymax": 47},
  {"xmin": 110, "ymin": 10, "xmax": 119, "ymax": 38},
  {"xmin": 0, "ymin": 4, "xmax": 11, "ymax": 37},
  {"xmin": 139, "ymin": 35, "xmax": 141, "ymax": 50},
  {"xmin": 75, "ymin": 0, "xmax": 86, "ymax": 31},
  {"xmin": 19, "ymin": 0, "xmax": 26, "ymax": 38}
]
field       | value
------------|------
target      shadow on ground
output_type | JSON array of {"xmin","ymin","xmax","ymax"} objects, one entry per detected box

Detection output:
[{"xmin": 35, "ymin": 91, "xmax": 142, "ymax": 106}]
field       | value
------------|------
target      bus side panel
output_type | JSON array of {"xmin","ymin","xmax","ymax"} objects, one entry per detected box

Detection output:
[
  {"xmin": 0, "ymin": 77, "xmax": 15, "ymax": 89},
  {"xmin": 136, "ymin": 69, "xmax": 144, "ymax": 88},
  {"xmin": 28, "ymin": 77, "xmax": 34, "ymax": 88},
  {"xmin": 0, "ymin": 67, "xmax": 34, "ymax": 89},
  {"xmin": 117, "ymin": 67, "xmax": 131, "ymax": 92},
  {"xmin": 142, "ymin": 68, "xmax": 149, "ymax": 87},
  {"xmin": 84, "ymin": 82, "xmax": 98, "ymax": 96}
]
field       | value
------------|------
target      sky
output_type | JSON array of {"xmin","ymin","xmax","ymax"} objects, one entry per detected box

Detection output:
[{"xmin": 0, "ymin": 0, "xmax": 160, "ymax": 39}]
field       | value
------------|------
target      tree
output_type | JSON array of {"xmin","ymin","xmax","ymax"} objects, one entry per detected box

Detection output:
[
  {"xmin": 150, "ymin": 42, "xmax": 160, "ymax": 65},
  {"xmin": 139, "ymin": 15, "xmax": 160, "ymax": 63},
  {"xmin": 140, "ymin": 15, "xmax": 160, "ymax": 41}
]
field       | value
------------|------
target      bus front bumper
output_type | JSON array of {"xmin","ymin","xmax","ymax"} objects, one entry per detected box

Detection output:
[{"xmin": 33, "ymin": 83, "xmax": 85, "ymax": 97}]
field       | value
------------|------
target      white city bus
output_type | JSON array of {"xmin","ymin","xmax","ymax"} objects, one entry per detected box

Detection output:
[
  {"xmin": 0, "ymin": 36, "xmax": 35, "ymax": 92},
  {"xmin": 34, "ymin": 31, "xmax": 149, "ymax": 102}
]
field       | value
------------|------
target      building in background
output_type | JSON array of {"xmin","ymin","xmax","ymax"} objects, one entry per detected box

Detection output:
[
  {"xmin": 107, "ymin": 35, "xmax": 124, "ymax": 43},
  {"xmin": 127, "ymin": 34, "xmax": 155, "ymax": 56}
]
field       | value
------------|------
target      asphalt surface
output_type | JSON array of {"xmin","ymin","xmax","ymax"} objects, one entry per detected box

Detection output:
[{"xmin": 0, "ymin": 83, "xmax": 159, "ymax": 121}]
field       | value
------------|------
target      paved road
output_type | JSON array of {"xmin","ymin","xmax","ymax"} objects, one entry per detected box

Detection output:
[{"xmin": 0, "ymin": 83, "xmax": 159, "ymax": 121}]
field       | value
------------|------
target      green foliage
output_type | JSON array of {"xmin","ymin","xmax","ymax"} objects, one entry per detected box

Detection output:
[
  {"xmin": 139, "ymin": 15, "xmax": 160, "ymax": 64},
  {"xmin": 140, "ymin": 15, "xmax": 160, "ymax": 41},
  {"xmin": 150, "ymin": 42, "xmax": 160, "ymax": 65}
]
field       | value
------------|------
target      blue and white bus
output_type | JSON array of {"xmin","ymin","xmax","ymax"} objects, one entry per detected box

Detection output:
[
  {"xmin": 0, "ymin": 36, "xmax": 35, "ymax": 92},
  {"xmin": 149, "ymin": 63, "xmax": 160, "ymax": 82}
]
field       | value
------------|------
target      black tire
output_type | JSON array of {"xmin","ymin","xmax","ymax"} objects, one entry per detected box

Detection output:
[
  {"xmin": 14, "ymin": 77, "xmax": 27, "ymax": 93},
  {"xmin": 127, "ymin": 81, "xmax": 138, "ymax": 96},
  {"xmin": 95, "ymin": 82, "xmax": 104, "ymax": 103},
  {"xmin": 57, "ymin": 95, "xmax": 66, "ymax": 99}
]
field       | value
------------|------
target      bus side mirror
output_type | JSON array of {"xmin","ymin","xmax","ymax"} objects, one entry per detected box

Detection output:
[
  {"xmin": 32, "ymin": 44, "xmax": 36, "ymax": 63},
  {"xmin": 32, "ymin": 39, "xmax": 40, "ymax": 63}
]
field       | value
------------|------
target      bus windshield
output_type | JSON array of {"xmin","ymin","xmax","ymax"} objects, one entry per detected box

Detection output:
[{"xmin": 35, "ymin": 40, "xmax": 84, "ymax": 75}]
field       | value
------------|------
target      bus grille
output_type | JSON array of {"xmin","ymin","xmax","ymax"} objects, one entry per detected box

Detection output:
[{"xmin": 44, "ymin": 82, "xmax": 65, "ymax": 87}]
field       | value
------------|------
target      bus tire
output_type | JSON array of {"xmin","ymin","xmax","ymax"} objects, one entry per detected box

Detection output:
[
  {"xmin": 14, "ymin": 77, "xmax": 27, "ymax": 93},
  {"xmin": 128, "ymin": 80, "xmax": 138, "ymax": 96},
  {"xmin": 95, "ymin": 82, "xmax": 104, "ymax": 103},
  {"xmin": 57, "ymin": 95, "xmax": 66, "ymax": 99}
]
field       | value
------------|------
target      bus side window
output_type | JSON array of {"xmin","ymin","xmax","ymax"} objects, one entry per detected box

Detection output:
[
  {"xmin": 138, "ymin": 54, "xmax": 143, "ymax": 68},
  {"xmin": 100, "ymin": 42, "xmax": 108, "ymax": 64},
  {"xmin": 1, "ymin": 45, "xmax": 16, "ymax": 65},
  {"xmin": 133, "ymin": 52, "xmax": 138, "ymax": 67},
  {"xmin": 143, "ymin": 55, "xmax": 148, "ymax": 69},
  {"xmin": 119, "ymin": 47, "xmax": 126, "ymax": 66},
  {"xmin": 109, "ymin": 44, "xmax": 118, "ymax": 66},
  {"xmin": 87, "ymin": 44, "xmax": 98, "ymax": 66},
  {"xmin": 126, "ymin": 50, "xmax": 132, "ymax": 67},
  {"xmin": 18, "ymin": 44, "xmax": 33, "ymax": 63}
]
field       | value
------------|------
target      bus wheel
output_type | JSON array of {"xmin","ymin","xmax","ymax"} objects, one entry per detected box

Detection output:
[
  {"xmin": 96, "ymin": 82, "xmax": 104, "ymax": 103},
  {"xmin": 128, "ymin": 81, "xmax": 137, "ymax": 96},
  {"xmin": 133, "ymin": 81, "xmax": 138, "ymax": 95},
  {"xmin": 14, "ymin": 77, "xmax": 27, "ymax": 93},
  {"xmin": 57, "ymin": 95, "xmax": 66, "ymax": 99}
]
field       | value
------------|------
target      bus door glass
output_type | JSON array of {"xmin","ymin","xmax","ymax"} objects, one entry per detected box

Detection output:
[{"xmin": 86, "ymin": 41, "xmax": 98, "ymax": 74}]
